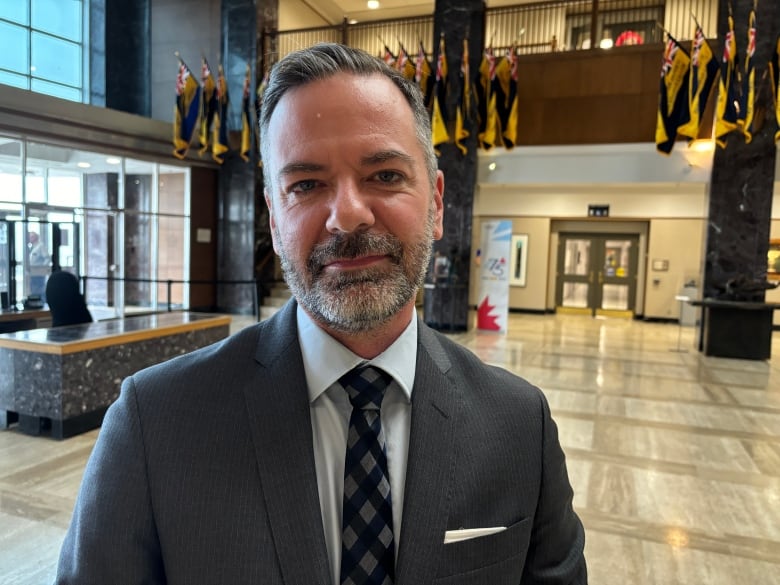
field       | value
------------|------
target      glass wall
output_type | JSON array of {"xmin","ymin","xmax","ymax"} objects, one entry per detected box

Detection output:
[
  {"xmin": 0, "ymin": 0, "xmax": 86, "ymax": 102},
  {"xmin": 0, "ymin": 134, "xmax": 191, "ymax": 317}
]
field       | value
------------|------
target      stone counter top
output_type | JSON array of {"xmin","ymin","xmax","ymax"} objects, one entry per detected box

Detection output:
[{"xmin": 0, "ymin": 312, "xmax": 231, "ymax": 355}]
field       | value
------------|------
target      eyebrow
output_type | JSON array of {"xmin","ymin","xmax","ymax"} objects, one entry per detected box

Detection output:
[
  {"xmin": 361, "ymin": 150, "xmax": 415, "ymax": 167},
  {"xmin": 278, "ymin": 162, "xmax": 325, "ymax": 179}
]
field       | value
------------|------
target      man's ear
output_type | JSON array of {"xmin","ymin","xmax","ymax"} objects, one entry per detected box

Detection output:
[{"xmin": 432, "ymin": 170, "xmax": 445, "ymax": 241}]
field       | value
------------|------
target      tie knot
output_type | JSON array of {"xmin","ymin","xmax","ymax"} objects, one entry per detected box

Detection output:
[{"xmin": 339, "ymin": 365, "xmax": 392, "ymax": 411}]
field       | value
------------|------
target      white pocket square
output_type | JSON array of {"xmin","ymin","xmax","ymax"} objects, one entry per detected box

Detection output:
[{"xmin": 443, "ymin": 526, "xmax": 507, "ymax": 544}]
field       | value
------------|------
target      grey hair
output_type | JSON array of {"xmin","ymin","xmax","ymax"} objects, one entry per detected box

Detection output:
[{"xmin": 259, "ymin": 42, "xmax": 437, "ymax": 190}]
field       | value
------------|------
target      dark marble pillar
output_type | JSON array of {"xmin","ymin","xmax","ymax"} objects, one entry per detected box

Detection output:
[
  {"xmin": 90, "ymin": 0, "xmax": 151, "ymax": 115},
  {"xmin": 214, "ymin": 0, "xmax": 276, "ymax": 314},
  {"xmin": 125, "ymin": 175, "xmax": 153, "ymax": 306},
  {"xmin": 84, "ymin": 174, "xmax": 118, "ymax": 305},
  {"xmin": 423, "ymin": 0, "xmax": 485, "ymax": 332},
  {"xmin": 703, "ymin": 0, "xmax": 780, "ymax": 301}
]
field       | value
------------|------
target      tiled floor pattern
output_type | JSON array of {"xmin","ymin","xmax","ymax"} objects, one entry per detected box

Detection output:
[{"xmin": 1, "ymin": 313, "xmax": 778, "ymax": 584}]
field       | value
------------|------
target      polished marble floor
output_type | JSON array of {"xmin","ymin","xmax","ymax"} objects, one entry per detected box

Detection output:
[{"xmin": 1, "ymin": 313, "xmax": 779, "ymax": 584}]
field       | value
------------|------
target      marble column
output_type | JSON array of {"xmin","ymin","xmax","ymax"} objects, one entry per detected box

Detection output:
[
  {"xmin": 703, "ymin": 0, "xmax": 780, "ymax": 302},
  {"xmin": 215, "ymin": 0, "xmax": 276, "ymax": 314},
  {"xmin": 90, "ymin": 0, "xmax": 151, "ymax": 116},
  {"xmin": 423, "ymin": 0, "xmax": 484, "ymax": 332}
]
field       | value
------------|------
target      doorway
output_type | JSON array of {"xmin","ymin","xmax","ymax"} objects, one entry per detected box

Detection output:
[{"xmin": 556, "ymin": 233, "xmax": 640, "ymax": 317}]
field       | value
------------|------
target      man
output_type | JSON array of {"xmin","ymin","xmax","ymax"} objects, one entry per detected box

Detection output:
[{"xmin": 56, "ymin": 43, "xmax": 586, "ymax": 584}]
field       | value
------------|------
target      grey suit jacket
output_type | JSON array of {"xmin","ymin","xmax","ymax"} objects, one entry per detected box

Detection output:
[{"xmin": 56, "ymin": 299, "xmax": 586, "ymax": 584}]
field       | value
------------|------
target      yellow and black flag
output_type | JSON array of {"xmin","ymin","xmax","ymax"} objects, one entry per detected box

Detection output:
[
  {"xmin": 212, "ymin": 64, "xmax": 230, "ymax": 164},
  {"xmin": 172, "ymin": 55, "xmax": 201, "ymax": 160},
  {"xmin": 476, "ymin": 46, "xmax": 501, "ymax": 150},
  {"xmin": 415, "ymin": 41, "xmax": 433, "ymax": 108},
  {"xmin": 715, "ymin": 13, "xmax": 740, "ymax": 147},
  {"xmin": 501, "ymin": 45, "xmax": 520, "ymax": 149},
  {"xmin": 382, "ymin": 44, "xmax": 397, "ymax": 68},
  {"xmin": 738, "ymin": 6, "xmax": 757, "ymax": 143},
  {"xmin": 431, "ymin": 35, "xmax": 450, "ymax": 154},
  {"xmin": 240, "ymin": 64, "xmax": 252, "ymax": 162},
  {"xmin": 455, "ymin": 38, "xmax": 471, "ymax": 155},
  {"xmin": 655, "ymin": 35, "xmax": 691, "ymax": 155},
  {"xmin": 396, "ymin": 43, "xmax": 416, "ymax": 81},
  {"xmin": 198, "ymin": 57, "xmax": 217, "ymax": 155},
  {"xmin": 677, "ymin": 25, "xmax": 719, "ymax": 142},
  {"xmin": 771, "ymin": 35, "xmax": 780, "ymax": 142}
]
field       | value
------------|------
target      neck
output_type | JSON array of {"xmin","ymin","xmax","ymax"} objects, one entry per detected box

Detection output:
[{"xmin": 306, "ymin": 302, "xmax": 416, "ymax": 359}]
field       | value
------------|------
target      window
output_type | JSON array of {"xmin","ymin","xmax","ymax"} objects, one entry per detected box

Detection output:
[{"xmin": 0, "ymin": 0, "xmax": 85, "ymax": 102}]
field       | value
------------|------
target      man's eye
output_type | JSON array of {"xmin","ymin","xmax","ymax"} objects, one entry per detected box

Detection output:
[
  {"xmin": 291, "ymin": 179, "xmax": 318, "ymax": 193},
  {"xmin": 374, "ymin": 170, "xmax": 402, "ymax": 184}
]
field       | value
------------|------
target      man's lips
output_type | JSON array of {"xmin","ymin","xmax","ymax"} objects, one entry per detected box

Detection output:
[{"xmin": 323, "ymin": 254, "xmax": 387, "ymax": 271}]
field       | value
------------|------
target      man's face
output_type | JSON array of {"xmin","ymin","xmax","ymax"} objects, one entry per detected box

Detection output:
[{"xmin": 264, "ymin": 72, "xmax": 444, "ymax": 333}]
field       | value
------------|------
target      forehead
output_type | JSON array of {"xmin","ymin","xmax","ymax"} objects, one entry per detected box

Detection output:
[
  {"xmin": 266, "ymin": 72, "xmax": 421, "ymax": 173},
  {"xmin": 267, "ymin": 72, "xmax": 413, "ymax": 136}
]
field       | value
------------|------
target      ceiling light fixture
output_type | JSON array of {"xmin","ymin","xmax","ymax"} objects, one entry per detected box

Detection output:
[
  {"xmin": 106, "ymin": 157, "xmax": 121, "ymax": 165},
  {"xmin": 367, "ymin": 0, "xmax": 380, "ymax": 9},
  {"xmin": 76, "ymin": 162, "xmax": 91, "ymax": 168}
]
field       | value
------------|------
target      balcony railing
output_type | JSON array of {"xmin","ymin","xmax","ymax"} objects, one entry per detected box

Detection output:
[{"xmin": 272, "ymin": 0, "xmax": 718, "ymax": 62}]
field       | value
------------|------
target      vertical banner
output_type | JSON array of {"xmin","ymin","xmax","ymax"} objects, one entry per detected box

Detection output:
[{"xmin": 477, "ymin": 220, "xmax": 511, "ymax": 332}]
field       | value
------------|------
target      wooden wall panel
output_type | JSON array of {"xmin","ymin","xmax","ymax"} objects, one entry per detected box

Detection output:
[
  {"xmin": 189, "ymin": 167, "xmax": 218, "ymax": 311},
  {"xmin": 510, "ymin": 43, "xmax": 693, "ymax": 146}
]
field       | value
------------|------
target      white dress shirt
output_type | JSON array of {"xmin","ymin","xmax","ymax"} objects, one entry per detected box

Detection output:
[{"xmin": 296, "ymin": 305, "xmax": 416, "ymax": 585}]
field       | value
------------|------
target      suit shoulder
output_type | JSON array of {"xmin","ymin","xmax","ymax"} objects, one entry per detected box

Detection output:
[{"xmin": 424, "ymin": 325, "xmax": 544, "ymax": 402}]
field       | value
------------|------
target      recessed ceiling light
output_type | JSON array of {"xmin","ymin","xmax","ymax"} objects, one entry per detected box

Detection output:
[
  {"xmin": 348, "ymin": 18, "xmax": 358, "ymax": 24},
  {"xmin": 106, "ymin": 157, "xmax": 121, "ymax": 165},
  {"xmin": 367, "ymin": 0, "xmax": 379, "ymax": 9},
  {"xmin": 77, "ymin": 162, "xmax": 91, "ymax": 168}
]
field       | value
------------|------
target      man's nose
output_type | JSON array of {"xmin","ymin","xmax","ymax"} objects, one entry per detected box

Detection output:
[{"xmin": 325, "ymin": 180, "xmax": 375, "ymax": 234}]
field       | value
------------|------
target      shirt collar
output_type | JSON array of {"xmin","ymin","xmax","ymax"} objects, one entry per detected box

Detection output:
[{"xmin": 296, "ymin": 304, "xmax": 417, "ymax": 404}]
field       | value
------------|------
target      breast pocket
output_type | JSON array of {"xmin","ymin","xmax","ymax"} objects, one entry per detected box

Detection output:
[{"xmin": 434, "ymin": 517, "xmax": 532, "ymax": 584}]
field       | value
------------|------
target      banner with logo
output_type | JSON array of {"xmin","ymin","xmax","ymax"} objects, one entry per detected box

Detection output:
[{"xmin": 476, "ymin": 220, "xmax": 511, "ymax": 332}]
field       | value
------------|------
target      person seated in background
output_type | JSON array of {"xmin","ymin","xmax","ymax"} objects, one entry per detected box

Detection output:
[{"xmin": 45, "ymin": 271, "xmax": 93, "ymax": 327}]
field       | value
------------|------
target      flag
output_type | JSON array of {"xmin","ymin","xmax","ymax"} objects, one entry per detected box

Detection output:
[
  {"xmin": 255, "ymin": 70, "xmax": 268, "ymax": 167},
  {"xmin": 677, "ymin": 25, "xmax": 719, "ymax": 142},
  {"xmin": 771, "ymin": 35, "xmax": 780, "ymax": 142},
  {"xmin": 715, "ymin": 14, "xmax": 739, "ymax": 147},
  {"xmin": 655, "ymin": 36, "xmax": 691, "ymax": 155},
  {"xmin": 396, "ymin": 43, "xmax": 416, "ymax": 81},
  {"xmin": 415, "ymin": 41, "xmax": 433, "ymax": 108},
  {"xmin": 455, "ymin": 38, "xmax": 471, "ymax": 155},
  {"xmin": 501, "ymin": 44, "xmax": 520, "ymax": 149},
  {"xmin": 738, "ymin": 7, "xmax": 757, "ymax": 143},
  {"xmin": 212, "ymin": 64, "xmax": 230, "ymax": 164},
  {"xmin": 198, "ymin": 57, "xmax": 217, "ymax": 155},
  {"xmin": 476, "ymin": 46, "xmax": 501, "ymax": 150},
  {"xmin": 240, "ymin": 64, "xmax": 252, "ymax": 162},
  {"xmin": 431, "ymin": 35, "xmax": 450, "ymax": 154},
  {"xmin": 172, "ymin": 56, "xmax": 201, "ymax": 160},
  {"xmin": 382, "ymin": 44, "xmax": 397, "ymax": 68}
]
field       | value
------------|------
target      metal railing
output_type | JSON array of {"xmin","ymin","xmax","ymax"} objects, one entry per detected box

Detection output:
[
  {"xmin": 80, "ymin": 275, "xmax": 261, "ymax": 318},
  {"xmin": 273, "ymin": 0, "xmax": 718, "ymax": 62}
]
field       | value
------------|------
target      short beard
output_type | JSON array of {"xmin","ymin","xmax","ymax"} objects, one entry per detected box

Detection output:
[{"xmin": 277, "ymin": 208, "xmax": 435, "ymax": 333}]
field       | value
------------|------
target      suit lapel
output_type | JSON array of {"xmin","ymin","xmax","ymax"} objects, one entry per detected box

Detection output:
[
  {"xmin": 243, "ymin": 300, "xmax": 331, "ymax": 585},
  {"xmin": 395, "ymin": 323, "xmax": 460, "ymax": 585}
]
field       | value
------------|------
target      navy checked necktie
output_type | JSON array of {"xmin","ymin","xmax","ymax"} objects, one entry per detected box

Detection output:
[{"xmin": 339, "ymin": 365, "xmax": 395, "ymax": 585}]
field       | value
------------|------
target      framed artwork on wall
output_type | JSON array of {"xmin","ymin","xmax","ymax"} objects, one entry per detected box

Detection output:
[{"xmin": 510, "ymin": 234, "xmax": 528, "ymax": 287}]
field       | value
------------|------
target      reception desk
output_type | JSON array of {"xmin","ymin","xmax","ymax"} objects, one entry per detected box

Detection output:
[
  {"xmin": 691, "ymin": 299, "xmax": 780, "ymax": 360},
  {"xmin": 0, "ymin": 312, "xmax": 231, "ymax": 438}
]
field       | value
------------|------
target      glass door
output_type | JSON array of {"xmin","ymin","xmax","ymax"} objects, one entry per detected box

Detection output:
[{"xmin": 556, "ymin": 234, "xmax": 639, "ymax": 317}]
